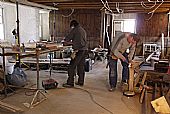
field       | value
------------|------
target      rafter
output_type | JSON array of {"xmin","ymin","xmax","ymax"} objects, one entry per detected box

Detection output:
[{"xmin": 26, "ymin": 0, "xmax": 170, "ymax": 13}]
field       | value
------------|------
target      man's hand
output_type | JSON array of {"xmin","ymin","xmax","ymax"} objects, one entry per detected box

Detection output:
[
  {"xmin": 71, "ymin": 50, "xmax": 78, "ymax": 59},
  {"xmin": 121, "ymin": 57, "xmax": 128, "ymax": 64},
  {"xmin": 123, "ymin": 59, "xmax": 129, "ymax": 64}
]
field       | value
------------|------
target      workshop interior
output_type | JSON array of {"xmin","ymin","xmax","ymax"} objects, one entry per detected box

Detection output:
[{"xmin": 0, "ymin": 0, "xmax": 169, "ymax": 114}]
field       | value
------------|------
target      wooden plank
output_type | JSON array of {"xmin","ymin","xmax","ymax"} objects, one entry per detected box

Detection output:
[
  {"xmin": 129, "ymin": 63, "xmax": 135, "ymax": 91},
  {"xmin": 0, "ymin": 101, "xmax": 24, "ymax": 113},
  {"xmin": 129, "ymin": 60, "xmax": 142, "ymax": 91},
  {"xmin": 140, "ymin": 87, "xmax": 146, "ymax": 104},
  {"xmin": 134, "ymin": 73, "xmax": 141, "ymax": 87},
  {"xmin": 139, "ymin": 72, "xmax": 147, "ymax": 91}
]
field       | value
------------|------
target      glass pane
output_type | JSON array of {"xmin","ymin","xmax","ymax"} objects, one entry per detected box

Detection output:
[
  {"xmin": 123, "ymin": 20, "xmax": 136, "ymax": 33},
  {"xmin": 0, "ymin": 8, "xmax": 2, "ymax": 24},
  {"xmin": 0, "ymin": 24, "xmax": 4, "ymax": 40}
]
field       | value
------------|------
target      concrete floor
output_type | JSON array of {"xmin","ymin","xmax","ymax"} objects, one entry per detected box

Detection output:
[{"xmin": 0, "ymin": 61, "xmax": 142, "ymax": 114}]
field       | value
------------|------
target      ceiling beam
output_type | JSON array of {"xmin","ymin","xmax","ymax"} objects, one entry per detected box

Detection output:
[
  {"xmin": 28, "ymin": 0, "xmax": 170, "ymax": 3},
  {"xmin": 26, "ymin": 0, "xmax": 170, "ymax": 13}
]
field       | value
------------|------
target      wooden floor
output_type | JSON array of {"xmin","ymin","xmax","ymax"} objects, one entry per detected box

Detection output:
[{"xmin": 0, "ymin": 61, "xmax": 144, "ymax": 114}]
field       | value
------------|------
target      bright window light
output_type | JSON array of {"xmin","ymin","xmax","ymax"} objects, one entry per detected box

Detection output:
[
  {"xmin": 0, "ymin": 8, "xmax": 4, "ymax": 40},
  {"xmin": 123, "ymin": 19, "xmax": 136, "ymax": 33}
]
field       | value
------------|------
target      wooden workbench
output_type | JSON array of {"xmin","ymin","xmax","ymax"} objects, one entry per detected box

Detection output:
[{"xmin": 0, "ymin": 43, "xmax": 65, "ymax": 108}]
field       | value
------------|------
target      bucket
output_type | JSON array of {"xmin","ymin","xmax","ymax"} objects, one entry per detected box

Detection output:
[{"xmin": 6, "ymin": 64, "xmax": 14, "ymax": 74}]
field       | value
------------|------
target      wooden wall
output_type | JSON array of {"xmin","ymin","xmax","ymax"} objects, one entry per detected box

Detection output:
[
  {"xmin": 135, "ymin": 13, "xmax": 168, "ymax": 55},
  {"xmin": 49, "ymin": 10, "xmax": 169, "ymax": 54},
  {"xmin": 49, "ymin": 9, "xmax": 101, "ymax": 50},
  {"xmin": 136, "ymin": 13, "xmax": 168, "ymax": 42}
]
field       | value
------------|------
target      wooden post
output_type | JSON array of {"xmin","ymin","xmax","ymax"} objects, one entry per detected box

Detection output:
[
  {"xmin": 28, "ymin": 48, "xmax": 47, "ymax": 108},
  {"xmin": 123, "ymin": 60, "xmax": 142, "ymax": 97},
  {"xmin": 16, "ymin": 0, "xmax": 21, "ymax": 67},
  {"xmin": 2, "ymin": 47, "xmax": 7, "ymax": 96},
  {"xmin": 129, "ymin": 63, "xmax": 135, "ymax": 92},
  {"xmin": 123, "ymin": 62, "xmax": 136, "ymax": 96}
]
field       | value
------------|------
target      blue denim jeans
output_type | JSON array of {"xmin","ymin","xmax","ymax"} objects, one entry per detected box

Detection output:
[
  {"xmin": 108, "ymin": 52, "xmax": 129, "ymax": 88},
  {"xmin": 108, "ymin": 59, "xmax": 118, "ymax": 88}
]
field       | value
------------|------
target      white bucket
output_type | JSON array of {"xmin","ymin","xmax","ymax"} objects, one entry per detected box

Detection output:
[
  {"xmin": 0, "ymin": 56, "xmax": 15, "ymax": 74},
  {"xmin": 6, "ymin": 64, "xmax": 14, "ymax": 74}
]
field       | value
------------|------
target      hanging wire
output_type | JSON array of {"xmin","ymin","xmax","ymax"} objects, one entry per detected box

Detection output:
[
  {"xmin": 146, "ymin": 11, "xmax": 154, "ymax": 20},
  {"xmin": 116, "ymin": 2, "xmax": 124, "ymax": 14},
  {"xmin": 105, "ymin": 0, "xmax": 112, "ymax": 13},
  {"xmin": 141, "ymin": 1, "xmax": 157, "ymax": 9},
  {"xmin": 147, "ymin": 1, "xmax": 164, "ymax": 20},
  {"xmin": 62, "ymin": 8, "xmax": 74, "ymax": 18},
  {"xmin": 100, "ymin": 0, "xmax": 113, "ymax": 13},
  {"xmin": 141, "ymin": 0, "xmax": 164, "ymax": 20},
  {"xmin": 148, "ymin": 0, "xmax": 163, "ymax": 2},
  {"xmin": 52, "ymin": 2, "xmax": 74, "ymax": 18},
  {"xmin": 100, "ymin": 0, "xmax": 124, "ymax": 15}
]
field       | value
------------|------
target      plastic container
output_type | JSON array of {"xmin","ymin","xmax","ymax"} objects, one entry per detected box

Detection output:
[{"xmin": 6, "ymin": 63, "xmax": 15, "ymax": 74}]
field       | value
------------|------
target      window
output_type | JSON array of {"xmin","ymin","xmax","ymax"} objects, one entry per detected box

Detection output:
[
  {"xmin": 39, "ymin": 10, "xmax": 50, "ymax": 40},
  {"xmin": 39, "ymin": 11, "xmax": 42, "ymax": 38},
  {"xmin": 0, "ymin": 8, "xmax": 4, "ymax": 40},
  {"xmin": 123, "ymin": 19, "xmax": 136, "ymax": 33},
  {"xmin": 114, "ymin": 19, "xmax": 136, "ymax": 37}
]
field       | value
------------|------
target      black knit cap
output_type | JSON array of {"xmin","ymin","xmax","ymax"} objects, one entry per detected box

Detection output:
[{"xmin": 70, "ymin": 20, "xmax": 79, "ymax": 27}]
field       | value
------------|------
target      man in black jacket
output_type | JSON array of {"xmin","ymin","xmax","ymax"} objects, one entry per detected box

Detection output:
[{"xmin": 63, "ymin": 20, "xmax": 88, "ymax": 87}]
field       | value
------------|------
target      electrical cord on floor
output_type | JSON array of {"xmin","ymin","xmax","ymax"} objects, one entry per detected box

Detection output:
[
  {"xmin": 56, "ymin": 87, "xmax": 114, "ymax": 114},
  {"xmin": 25, "ymin": 89, "xmax": 36, "ymax": 96},
  {"xmin": 71, "ymin": 87, "xmax": 114, "ymax": 114},
  {"xmin": 23, "ymin": 83, "xmax": 37, "ymax": 96}
]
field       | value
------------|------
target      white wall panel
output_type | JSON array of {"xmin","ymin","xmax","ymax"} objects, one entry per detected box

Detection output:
[
  {"xmin": 2, "ymin": 2, "xmax": 49, "ymax": 43},
  {"xmin": 19, "ymin": 5, "xmax": 39, "ymax": 43}
]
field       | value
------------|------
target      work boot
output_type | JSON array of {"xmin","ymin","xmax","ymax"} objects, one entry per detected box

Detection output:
[
  {"xmin": 75, "ymin": 82, "xmax": 84, "ymax": 87},
  {"xmin": 108, "ymin": 87, "xmax": 116, "ymax": 92},
  {"xmin": 121, "ymin": 80, "xmax": 128, "ymax": 86},
  {"xmin": 62, "ymin": 83, "xmax": 74, "ymax": 88}
]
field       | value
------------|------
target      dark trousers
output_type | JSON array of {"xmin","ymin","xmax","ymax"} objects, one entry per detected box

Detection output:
[
  {"xmin": 108, "ymin": 52, "xmax": 129, "ymax": 88},
  {"xmin": 67, "ymin": 50, "xmax": 87, "ymax": 85}
]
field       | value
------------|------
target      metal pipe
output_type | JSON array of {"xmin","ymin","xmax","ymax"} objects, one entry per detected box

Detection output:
[
  {"xmin": 16, "ymin": 0, "xmax": 21, "ymax": 67},
  {"xmin": 161, "ymin": 33, "xmax": 165, "ymax": 58},
  {"xmin": 2, "ymin": 48, "xmax": 7, "ymax": 96},
  {"xmin": 102, "ymin": 9, "xmax": 106, "ymax": 47},
  {"xmin": 10, "ymin": 0, "xmax": 58, "ymax": 10}
]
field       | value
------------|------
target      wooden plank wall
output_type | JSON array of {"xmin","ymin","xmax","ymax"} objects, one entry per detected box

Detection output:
[
  {"xmin": 49, "ymin": 9, "xmax": 101, "ymax": 50},
  {"xmin": 135, "ymin": 13, "xmax": 168, "ymax": 55},
  {"xmin": 49, "ymin": 10, "xmax": 169, "ymax": 54},
  {"xmin": 136, "ymin": 13, "xmax": 168, "ymax": 42}
]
